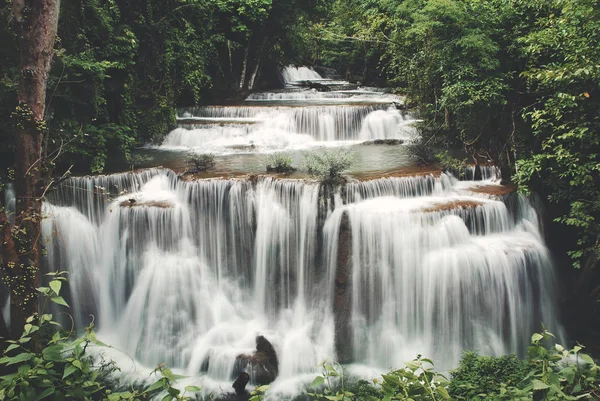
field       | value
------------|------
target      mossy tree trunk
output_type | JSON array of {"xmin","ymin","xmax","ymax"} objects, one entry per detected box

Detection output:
[{"xmin": 0, "ymin": 0, "xmax": 60, "ymax": 339}]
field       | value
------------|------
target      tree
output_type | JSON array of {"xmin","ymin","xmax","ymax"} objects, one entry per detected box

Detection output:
[
  {"xmin": 0, "ymin": 0, "xmax": 61, "ymax": 339},
  {"xmin": 514, "ymin": 0, "xmax": 600, "ymax": 270}
]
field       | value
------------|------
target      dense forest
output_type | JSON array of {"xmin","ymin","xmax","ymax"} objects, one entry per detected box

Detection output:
[{"xmin": 0, "ymin": 0, "xmax": 599, "ymax": 400}]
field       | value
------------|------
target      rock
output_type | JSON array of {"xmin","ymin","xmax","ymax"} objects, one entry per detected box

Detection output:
[
  {"xmin": 361, "ymin": 139, "xmax": 404, "ymax": 145},
  {"xmin": 232, "ymin": 372, "xmax": 250, "ymax": 395},
  {"xmin": 392, "ymin": 100, "xmax": 416, "ymax": 110},
  {"xmin": 234, "ymin": 336, "xmax": 279, "ymax": 385},
  {"xmin": 334, "ymin": 212, "xmax": 353, "ymax": 363},
  {"xmin": 119, "ymin": 199, "xmax": 173, "ymax": 208},
  {"xmin": 304, "ymin": 80, "xmax": 331, "ymax": 92}
]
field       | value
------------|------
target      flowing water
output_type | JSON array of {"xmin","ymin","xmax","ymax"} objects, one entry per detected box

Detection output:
[{"xmin": 37, "ymin": 67, "xmax": 563, "ymax": 398}]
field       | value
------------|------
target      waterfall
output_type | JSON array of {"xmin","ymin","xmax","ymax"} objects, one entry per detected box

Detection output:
[
  {"xmin": 281, "ymin": 66, "xmax": 322, "ymax": 84},
  {"xmin": 38, "ymin": 68, "xmax": 564, "ymax": 396},
  {"xmin": 165, "ymin": 106, "xmax": 418, "ymax": 152},
  {"xmin": 41, "ymin": 166, "xmax": 563, "ymax": 392}
]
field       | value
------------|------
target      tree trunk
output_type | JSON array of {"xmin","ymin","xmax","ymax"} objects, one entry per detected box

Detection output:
[
  {"xmin": 239, "ymin": 46, "xmax": 249, "ymax": 90},
  {"xmin": 0, "ymin": 0, "xmax": 60, "ymax": 339}
]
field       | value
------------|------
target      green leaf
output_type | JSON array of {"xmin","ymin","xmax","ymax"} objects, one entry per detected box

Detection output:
[
  {"xmin": 532, "ymin": 380, "xmax": 549, "ymax": 390},
  {"xmin": 63, "ymin": 364, "xmax": 77, "ymax": 379},
  {"xmin": 531, "ymin": 333, "xmax": 544, "ymax": 343},
  {"xmin": 42, "ymin": 345, "xmax": 64, "ymax": 362},
  {"xmin": 6, "ymin": 352, "xmax": 33, "ymax": 365},
  {"xmin": 5, "ymin": 344, "xmax": 20, "ymax": 352},
  {"xmin": 49, "ymin": 280, "xmax": 62, "ymax": 296},
  {"xmin": 311, "ymin": 376, "xmax": 325, "ymax": 387},
  {"xmin": 184, "ymin": 385, "xmax": 202, "ymax": 392},
  {"xmin": 580, "ymin": 353, "xmax": 595, "ymax": 365},
  {"xmin": 51, "ymin": 296, "xmax": 69, "ymax": 307},
  {"xmin": 34, "ymin": 387, "xmax": 55, "ymax": 401},
  {"xmin": 146, "ymin": 379, "xmax": 166, "ymax": 393},
  {"xmin": 437, "ymin": 386, "xmax": 451, "ymax": 399}
]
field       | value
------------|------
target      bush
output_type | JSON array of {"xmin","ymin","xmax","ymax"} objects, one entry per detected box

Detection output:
[
  {"xmin": 435, "ymin": 150, "xmax": 467, "ymax": 172},
  {"xmin": 449, "ymin": 352, "xmax": 527, "ymax": 400},
  {"xmin": 347, "ymin": 380, "xmax": 383, "ymax": 401},
  {"xmin": 266, "ymin": 154, "xmax": 296, "ymax": 173},
  {"xmin": 185, "ymin": 153, "xmax": 215, "ymax": 173},
  {"xmin": 304, "ymin": 149, "xmax": 354, "ymax": 182}
]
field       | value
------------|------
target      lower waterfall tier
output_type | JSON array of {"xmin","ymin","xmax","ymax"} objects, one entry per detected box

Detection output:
[{"xmin": 41, "ymin": 168, "xmax": 563, "ymax": 394}]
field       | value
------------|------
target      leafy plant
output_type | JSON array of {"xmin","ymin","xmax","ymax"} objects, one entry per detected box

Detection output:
[
  {"xmin": 435, "ymin": 151, "xmax": 467, "ymax": 172},
  {"xmin": 449, "ymin": 352, "xmax": 527, "ymax": 400},
  {"xmin": 185, "ymin": 153, "xmax": 216, "ymax": 173},
  {"xmin": 249, "ymin": 384, "xmax": 269, "ymax": 401},
  {"xmin": 377, "ymin": 355, "xmax": 451, "ymax": 401},
  {"xmin": 309, "ymin": 361, "xmax": 354, "ymax": 401},
  {"xmin": 265, "ymin": 154, "xmax": 295, "ymax": 173},
  {"xmin": 304, "ymin": 149, "xmax": 354, "ymax": 182}
]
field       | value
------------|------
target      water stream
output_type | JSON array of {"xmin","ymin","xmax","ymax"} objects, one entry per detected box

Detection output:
[{"xmin": 39, "ymin": 67, "xmax": 563, "ymax": 398}]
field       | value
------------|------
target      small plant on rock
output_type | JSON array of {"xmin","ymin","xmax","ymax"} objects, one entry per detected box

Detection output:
[
  {"xmin": 304, "ymin": 149, "xmax": 354, "ymax": 183},
  {"xmin": 266, "ymin": 154, "xmax": 296, "ymax": 173},
  {"xmin": 185, "ymin": 153, "xmax": 215, "ymax": 173}
]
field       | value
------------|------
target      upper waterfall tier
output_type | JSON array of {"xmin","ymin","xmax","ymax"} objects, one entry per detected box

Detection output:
[
  {"xmin": 41, "ymin": 167, "xmax": 562, "ymax": 394},
  {"xmin": 281, "ymin": 66, "xmax": 323, "ymax": 84},
  {"xmin": 164, "ymin": 105, "xmax": 417, "ymax": 153}
]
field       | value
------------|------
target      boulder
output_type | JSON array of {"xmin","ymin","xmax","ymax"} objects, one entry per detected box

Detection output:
[
  {"xmin": 232, "ymin": 372, "xmax": 250, "ymax": 395},
  {"xmin": 234, "ymin": 335, "xmax": 279, "ymax": 385}
]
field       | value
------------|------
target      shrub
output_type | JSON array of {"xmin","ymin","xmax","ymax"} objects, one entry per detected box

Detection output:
[
  {"xmin": 185, "ymin": 153, "xmax": 215, "ymax": 173},
  {"xmin": 347, "ymin": 379, "xmax": 383, "ymax": 401},
  {"xmin": 304, "ymin": 149, "xmax": 354, "ymax": 182},
  {"xmin": 266, "ymin": 154, "xmax": 296, "ymax": 173},
  {"xmin": 449, "ymin": 352, "xmax": 527, "ymax": 400}
]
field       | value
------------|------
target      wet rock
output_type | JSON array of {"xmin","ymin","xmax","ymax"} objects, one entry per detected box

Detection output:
[
  {"xmin": 303, "ymin": 80, "xmax": 331, "ymax": 92},
  {"xmin": 232, "ymin": 372, "xmax": 250, "ymax": 395},
  {"xmin": 334, "ymin": 212, "xmax": 353, "ymax": 363},
  {"xmin": 361, "ymin": 139, "xmax": 404, "ymax": 146},
  {"xmin": 119, "ymin": 199, "xmax": 174, "ymax": 208},
  {"xmin": 234, "ymin": 336, "xmax": 279, "ymax": 385},
  {"xmin": 392, "ymin": 101, "xmax": 415, "ymax": 110}
]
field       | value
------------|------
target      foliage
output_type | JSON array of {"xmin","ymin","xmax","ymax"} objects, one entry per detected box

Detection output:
[
  {"xmin": 513, "ymin": 0, "xmax": 600, "ymax": 268},
  {"xmin": 0, "ymin": 272, "xmax": 202, "ymax": 401},
  {"xmin": 435, "ymin": 151, "xmax": 467, "ymax": 172},
  {"xmin": 376, "ymin": 356, "xmax": 451, "ymax": 401},
  {"xmin": 0, "ymin": 0, "xmax": 332, "ymax": 175},
  {"xmin": 449, "ymin": 352, "xmax": 527, "ymax": 400},
  {"xmin": 300, "ymin": 330, "xmax": 600, "ymax": 401},
  {"xmin": 265, "ymin": 154, "xmax": 295, "ymax": 173},
  {"xmin": 186, "ymin": 153, "xmax": 216, "ymax": 173},
  {"xmin": 346, "ymin": 379, "xmax": 383, "ymax": 401},
  {"xmin": 304, "ymin": 149, "xmax": 354, "ymax": 182},
  {"xmin": 309, "ymin": 361, "xmax": 355, "ymax": 401},
  {"xmin": 249, "ymin": 384, "xmax": 269, "ymax": 401}
]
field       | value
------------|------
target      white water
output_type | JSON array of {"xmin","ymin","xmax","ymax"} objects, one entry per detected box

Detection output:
[
  {"xmin": 164, "ymin": 106, "xmax": 417, "ymax": 154},
  {"xmin": 281, "ymin": 66, "xmax": 322, "ymax": 84},
  {"xmin": 41, "ymin": 164, "xmax": 563, "ymax": 398}
]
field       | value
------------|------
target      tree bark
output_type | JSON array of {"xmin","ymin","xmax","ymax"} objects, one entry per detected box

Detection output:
[{"xmin": 0, "ymin": 0, "xmax": 60, "ymax": 339}]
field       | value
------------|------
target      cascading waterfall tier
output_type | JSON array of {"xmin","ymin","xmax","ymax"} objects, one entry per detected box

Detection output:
[
  {"xmin": 41, "ymin": 166, "xmax": 563, "ymax": 395},
  {"xmin": 166, "ymin": 105, "xmax": 417, "ymax": 153}
]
